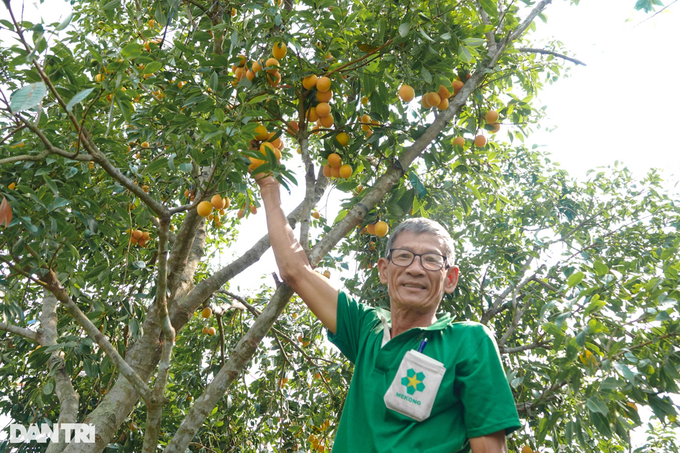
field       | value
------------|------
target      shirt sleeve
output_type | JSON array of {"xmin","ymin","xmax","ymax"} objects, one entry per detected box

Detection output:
[
  {"xmin": 326, "ymin": 292, "xmax": 375, "ymax": 363},
  {"xmin": 456, "ymin": 324, "xmax": 522, "ymax": 438}
]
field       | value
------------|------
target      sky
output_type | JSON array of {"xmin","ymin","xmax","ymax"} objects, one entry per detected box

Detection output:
[{"xmin": 1, "ymin": 0, "xmax": 679, "ymax": 448}]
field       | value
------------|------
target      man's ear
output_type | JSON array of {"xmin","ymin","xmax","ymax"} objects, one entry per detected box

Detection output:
[
  {"xmin": 377, "ymin": 257, "xmax": 389, "ymax": 284},
  {"xmin": 444, "ymin": 266, "xmax": 460, "ymax": 294}
]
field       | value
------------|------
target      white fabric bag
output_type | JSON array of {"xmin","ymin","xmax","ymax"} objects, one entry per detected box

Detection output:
[{"xmin": 384, "ymin": 349, "xmax": 446, "ymax": 421}]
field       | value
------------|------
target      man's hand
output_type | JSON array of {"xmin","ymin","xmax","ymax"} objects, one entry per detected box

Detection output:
[{"xmin": 469, "ymin": 430, "xmax": 508, "ymax": 453}]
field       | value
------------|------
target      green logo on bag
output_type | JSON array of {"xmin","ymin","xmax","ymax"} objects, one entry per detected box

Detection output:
[{"xmin": 401, "ymin": 368, "xmax": 425, "ymax": 395}]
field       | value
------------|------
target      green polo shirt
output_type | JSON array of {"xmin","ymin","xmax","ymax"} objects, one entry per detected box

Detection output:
[{"xmin": 327, "ymin": 292, "xmax": 521, "ymax": 453}]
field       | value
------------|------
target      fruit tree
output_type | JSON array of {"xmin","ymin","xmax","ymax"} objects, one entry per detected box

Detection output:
[{"xmin": 1, "ymin": 0, "xmax": 679, "ymax": 452}]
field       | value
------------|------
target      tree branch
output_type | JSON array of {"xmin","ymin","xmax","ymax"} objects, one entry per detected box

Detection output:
[
  {"xmin": 0, "ymin": 321, "xmax": 40, "ymax": 343},
  {"xmin": 518, "ymin": 47, "xmax": 586, "ymax": 66},
  {"xmin": 40, "ymin": 270, "xmax": 153, "ymax": 403},
  {"xmin": 41, "ymin": 291, "xmax": 80, "ymax": 453}
]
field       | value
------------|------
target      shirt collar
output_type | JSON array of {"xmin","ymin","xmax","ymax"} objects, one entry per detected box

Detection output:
[{"xmin": 377, "ymin": 309, "xmax": 452, "ymax": 347}]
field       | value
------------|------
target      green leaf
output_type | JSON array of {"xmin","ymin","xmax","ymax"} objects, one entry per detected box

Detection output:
[
  {"xmin": 480, "ymin": 0, "xmax": 497, "ymax": 16},
  {"xmin": 421, "ymin": 67, "xmax": 432, "ymax": 84},
  {"xmin": 55, "ymin": 13, "xmax": 72, "ymax": 31},
  {"xmin": 43, "ymin": 379, "xmax": 54, "ymax": 395},
  {"xmin": 102, "ymin": 0, "xmax": 121, "ymax": 10},
  {"xmin": 398, "ymin": 23, "xmax": 410, "ymax": 37},
  {"xmin": 121, "ymin": 43, "xmax": 143, "ymax": 59},
  {"xmin": 10, "ymin": 82, "xmax": 47, "ymax": 113},
  {"xmin": 463, "ymin": 38, "xmax": 485, "ymax": 47},
  {"xmin": 458, "ymin": 47, "xmax": 472, "ymax": 63},
  {"xmin": 567, "ymin": 271, "xmax": 585, "ymax": 287},
  {"xmin": 145, "ymin": 157, "xmax": 169, "ymax": 175},
  {"xmin": 142, "ymin": 61, "xmax": 163, "ymax": 75},
  {"xmin": 65, "ymin": 88, "xmax": 94, "ymax": 112},
  {"xmin": 48, "ymin": 197, "xmax": 70, "ymax": 212},
  {"xmin": 586, "ymin": 397, "xmax": 608, "ymax": 414},
  {"xmin": 42, "ymin": 175, "xmax": 59, "ymax": 196},
  {"xmin": 593, "ymin": 261, "xmax": 609, "ymax": 276},
  {"xmin": 210, "ymin": 71, "xmax": 219, "ymax": 92}
]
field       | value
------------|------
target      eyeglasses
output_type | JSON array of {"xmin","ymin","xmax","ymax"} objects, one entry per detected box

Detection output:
[{"xmin": 387, "ymin": 249, "xmax": 448, "ymax": 271}]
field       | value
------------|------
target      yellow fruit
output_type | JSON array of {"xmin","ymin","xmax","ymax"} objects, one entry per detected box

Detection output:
[
  {"xmin": 177, "ymin": 81, "xmax": 186, "ymax": 89},
  {"xmin": 485, "ymin": 110, "xmax": 499, "ymax": 124},
  {"xmin": 453, "ymin": 79, "xmax": 464, "ymax": 94},
  {"xmin": 303, "ymin": 74, "xmax": 318, "ymax": 90},
  {"xmin": 328, "ymin": 153, "xmax": 342, "ymax": 168},
  {"xmin": 489, "ymin": 122, "xmax": 501, "ymax": 134},
  {"xmin": 202, "ymin": 327, "xmax": 208, "ymax": 334},
  {"xmin": 250, "ymin": 205, "xmax": 257, "ymax": 214},
  {"xmin": 148, "ymin": 19, "xmax": 156, "ymax": 28},
  {"xmin": 336, "ymin": 132, "xmax": 349, "ymax": 146},
  {"xmin": 316, "ymin": 76, "xmax": 331, "ymax": 92},
  {"xmin": 453, "ymin": 137, "xmax": 465, "ymax": 148},
  {"xmin": 255, "ymin": 124, "xmax": 269, "ymax": 141},
  {"xmin": 316, "ymin": 102, "xmax": 331, "ymax": 117},
  {"xmin": 366, "ymin": 223, "xmax": 376, "ymax": 235},
  {"xmin": 132, "ymin": 230, "xmax": 143, "ymax": 239},
  {"xmin": 208, "ymin": 327, "xmax": 216, "ymax": 335},
  {"xmin": 316, "ymin": 89, "xmax": 332, "ymax": 102},
  {"xmin": 474, "ymin": 135, "xmax": 487, "ymax": 147},
  {"xmin": 339, "ymin": 164, "xmax": 352, "ymax": 179},
  {"xmin": 141, "ymin": 231, "xmax": 150, "ymax": 240},
  {"xmin": 231, "ymin": 7, "xmax": 237, "ymax": 16},
  {"xmin": 251, "ymin": 60, "xmax": 262, "ymax": 73},
  {"xmin": 425, "ymin": 92, "xmax": 441, "ymax": 108},
  {"xmin": 202, "ymin": 307, "xmax": 212, "ymax": 318},
  {"xmin": 521, "ymin": 447, "xmax": 533, "ymax": 453},
  {"xmin": 319, "ymin": 114, "xmax": 334, "ymax": 128},
  {"xmin": 312, "ymin": 211, "xmax": 320, "ymax": 219},
  {"xmin": 141, "ymin": 141, "xmax": 150, "ymax": 148},
  {"xmin": 398, "ymin": 84, "xmax": 415, "ymax": 102},
  {"xmin": 237, "ymin": 55, "xmax": 247, "ymax": 67},
  {"xmin": 94, "ymin": 73, "xmax": 105, "ymax": 83},
  {"xmin": 272, "ymin": 42, "xmax": 287, "ymax": 59},
  {"xmin": 330, "ymin": 166, "xmax": 341, "ymax": 178},
  {"xmin": 8, "ymin": 182, "xmax": 16, "ymax": 190},
  {"xmin": 314, "ymin": 372, "xmax": 321, "ymax": 379},
  {"xmin": 438, "ymin": 85, "xmax": 451, "ymax": 100},
  {"xmin": 374, "ymin": 221, "xmax": 388, "ymax": 237},
  {"xmin": 211, "ymin": 194, "xmax": 223, "ymax": 209},
  {"xmin": 265, "ymin": 57, "xmax": 279, "ymax": 72},
  {"xmin": 306, "ymin": 107, "xmax": 319, "ymax": 122},
  {"xmin": 361, "ymin": 96, "xmax": 369, "ymax": 105},
  {"xmin": 323, "ymin": 270, "xmax": 331, "ymax": 278},
  {"xmin": 437, "ymin": 98, "xmax": 449, "ymax": 110},
  {"xmin": 237, "ymin": 208, "xmax": 245, "ymax": 218},
  {"xmin": 361, "ymin": 114, "xmax": 371, "ymax": 124},
  {"xmin": 421, "ymin": 96, "xmax": 431, "ymax": 108},
  {"xmin": 323, "ymin": 164, "xmax": 332, "ymax": 177},
  {"xmin": 626, "ymin": 402, "xmax": 638, "ymax": 411},
  {"xmin": 197, "ymin": 201, "xmax": 213, "ymax": 217},
  {"xmin": 245, "ymin": 69, "xmax": 255, "ymax": 81}
]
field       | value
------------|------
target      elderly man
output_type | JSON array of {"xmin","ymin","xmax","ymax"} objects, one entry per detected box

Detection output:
[{"xmin": 257, "ymin": 175, "xmax": 521, "ymax": 453}]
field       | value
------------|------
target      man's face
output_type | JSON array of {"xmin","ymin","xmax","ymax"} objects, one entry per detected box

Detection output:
[{"xmin": 377, "ymin": 231, "xmax": 459, "ymax": 315}]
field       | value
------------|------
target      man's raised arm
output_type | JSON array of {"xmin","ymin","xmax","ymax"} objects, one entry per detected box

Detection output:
[{"xmin": 257, "ymin": 175, "xmax": 339, "ymax": 333}]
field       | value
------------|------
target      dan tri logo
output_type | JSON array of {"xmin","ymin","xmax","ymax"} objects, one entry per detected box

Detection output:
[{"xmin": 401, "ymin": 368, "xmax": 425, "ymax": 395}]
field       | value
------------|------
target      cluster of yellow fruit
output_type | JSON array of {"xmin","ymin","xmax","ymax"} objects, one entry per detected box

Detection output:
[
  {"xmin": 184, "ymin": 188, "xmax": 196, "ymax": 202},
  {"xmin": 297, "ymin": 334, "xmax": 310, "ymax": 347},
  {"xmin": 303, "ymin": 74, "xmax": 335, "ymax": 132},
  {"xmin": 248, "ymin": 123, "xmax": 285, "ymax": 171},
  {"xmin": 197, "ymin": 194, "xmax": 231, "ymax": 228},
  {"xmin": 128, "ymin": 229, "xmax": 151, "ymax": 247},
  {"xmin": 231, "ymin": 42, "xmax": 287, "ymax": 88},
  {"xmin": 363, "ymin": 221, "xmax": 389, "ymax": 238},
  {"xmin": 201, "ymin": 326, "xmax": 217, "ymax": 335},
  {"xmin": 322, "ymin": 152, "xmax": 352, "ymax": 179},
  {"xmin": 308, "ymin": 431, "xmax": 329, "ymax": 452},
  {"xmin": 360, "ymin": 114, "xmax": 380, "ymax": 138},
  {"xmin": 452, "ymin": 110, "xmax": 500, "ymax": 149}
]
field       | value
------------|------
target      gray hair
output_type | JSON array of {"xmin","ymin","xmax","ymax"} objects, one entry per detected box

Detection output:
[{"xmin": 384, "ymin": 218, "xmax": 456, "ymax": 265}]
